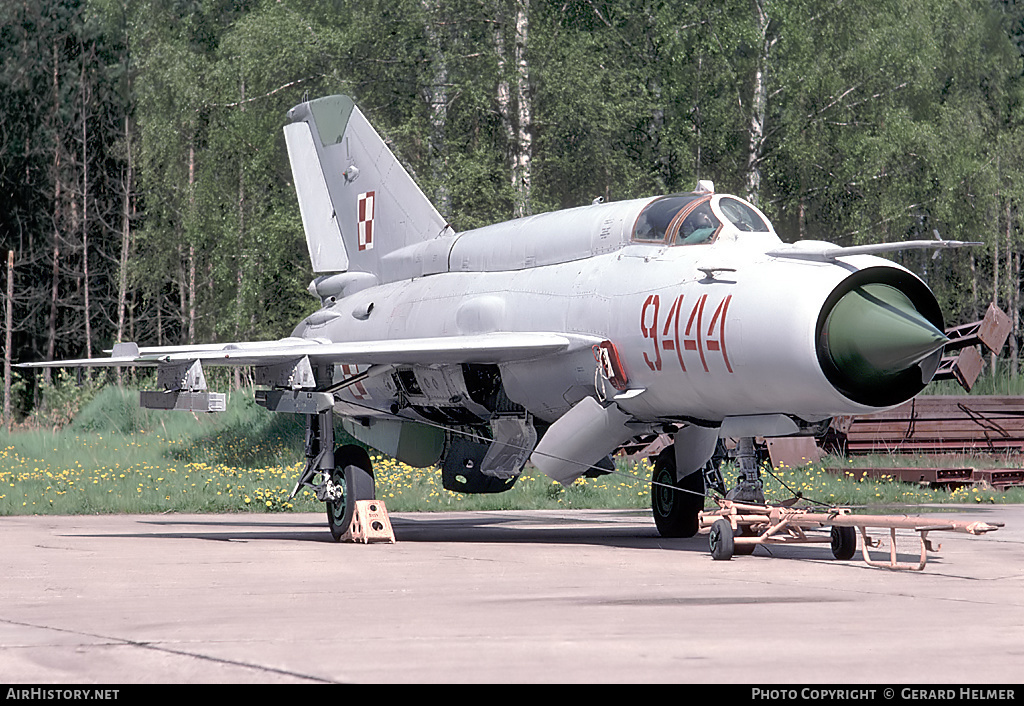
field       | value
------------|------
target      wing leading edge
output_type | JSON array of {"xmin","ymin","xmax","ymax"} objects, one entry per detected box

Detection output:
[{"xmin": 19, "ymin": 332, "xmax": 596, "ymax": 369}]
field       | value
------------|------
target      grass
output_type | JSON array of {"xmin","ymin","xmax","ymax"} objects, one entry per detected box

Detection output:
[
  {"xmin": 1, "ymin": 385, "xmax": 1022, "ymax": 517},
  {"xmin": 924, "ymin": 362, "xmax": 1024, "ymax": 396},
  {"xmin": 0, "ymin": 433, "xmax": 653, "ymax": 516},
  {"xmin": 756, "ymin": 457, "xmax": 1024, "ymax": 507},
  {"xmin": 0, "ymin": 386, "xmax": 655, "ymax": 516}
]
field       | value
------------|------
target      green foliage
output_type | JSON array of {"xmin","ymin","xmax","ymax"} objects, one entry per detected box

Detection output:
[
  {"xmin": 6, "ymin": 0, "xmax": 1024, "ymax": 384},
  {"xmin": 26, "ymin": 371, "xmax": 105, "ymax": 430},
  {"xmin": 5, "ymin": 389, "xmax": 1023, "ymax": 516},
  {"xmin": 70, "ymin": 385, "xmax": 154, "ymax": 434}
]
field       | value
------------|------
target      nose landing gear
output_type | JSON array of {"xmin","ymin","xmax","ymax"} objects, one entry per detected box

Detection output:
[{"xmin": 724, "ymin": 437, "xmax": 765, "ymax": 505}]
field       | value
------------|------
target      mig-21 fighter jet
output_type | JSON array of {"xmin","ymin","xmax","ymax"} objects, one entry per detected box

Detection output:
[{"xmin": 24, "ymin": 95, "xmax": 970, "ymax": 541}]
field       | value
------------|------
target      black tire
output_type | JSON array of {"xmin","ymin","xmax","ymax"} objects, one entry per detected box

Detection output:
[
  {"xmin": 651, "ymin": 447, "xmax": 705, "ymax": 538},
  {"xmin": 830, "ymin": 525, "xmax": 857, "ymax": 560},
  {"xmin": 327, "ymin": 445, "xmax": 376, "ymax": 542},
  {"xmin": 709, "ymin": 519, "xmax": 735, "ymax": 561}
]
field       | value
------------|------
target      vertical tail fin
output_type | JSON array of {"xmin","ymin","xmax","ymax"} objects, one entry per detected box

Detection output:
[{"xmin": 283, "ymin": 95, "xmax": 450, "ymax": 278}]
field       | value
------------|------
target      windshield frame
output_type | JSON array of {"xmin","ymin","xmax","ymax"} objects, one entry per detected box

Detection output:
[
  {"xmin": 671, "ymin": 199, "xmax": 722, "ymax": 246},
  {"xmin": 630, "ymin": 192, "xmax": 777, "ymax": 247},
  {"xmin": 631, "ymin": 194, "xmax": 713, "ymax": 245}
]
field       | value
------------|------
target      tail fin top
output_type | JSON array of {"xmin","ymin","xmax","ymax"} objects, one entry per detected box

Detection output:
[{"xmin": 284, "ymin": 95, "xmax": 450, "ymax": 279}]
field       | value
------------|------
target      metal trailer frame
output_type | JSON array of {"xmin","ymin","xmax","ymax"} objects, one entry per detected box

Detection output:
[{"xmin": 698, "ymin": 499, "xmax": 1003, "ymax": 570}]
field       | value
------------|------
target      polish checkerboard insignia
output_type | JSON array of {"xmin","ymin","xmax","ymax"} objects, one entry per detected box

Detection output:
[{"xmin": 358, "ymin": 191, "xmax": 375, "ymax": 251}]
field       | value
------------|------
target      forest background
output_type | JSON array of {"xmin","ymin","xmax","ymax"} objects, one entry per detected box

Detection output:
[{"xmin": 4, "ymin": 0, "xmax": 1024, "ymax": 419}]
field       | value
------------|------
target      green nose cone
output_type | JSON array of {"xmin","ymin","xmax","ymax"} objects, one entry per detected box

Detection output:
[{"xmin": 821, "ymin": 283, "xmax": 948, "ymax": 387}]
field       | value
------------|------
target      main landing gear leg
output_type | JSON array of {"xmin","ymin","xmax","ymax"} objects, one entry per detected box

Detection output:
[
  {"xmin": 725, "ymin": 437, "xmax": 765, "ymax": 505},
  {"xmin": 290, "ymin": 408, "xmax": 376, "ymax": 541}
]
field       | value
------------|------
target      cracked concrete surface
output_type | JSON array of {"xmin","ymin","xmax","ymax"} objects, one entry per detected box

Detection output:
[{"xmin": 1, "ymin": 507, "xmax": 1021, "ymax": 683}]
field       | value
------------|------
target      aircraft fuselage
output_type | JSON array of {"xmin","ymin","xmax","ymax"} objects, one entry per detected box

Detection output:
[{"xmin": 294, "ymin": 193, "xmax": 944, "ymax": 438}]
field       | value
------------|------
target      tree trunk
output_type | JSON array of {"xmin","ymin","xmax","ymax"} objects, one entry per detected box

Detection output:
[
  {"xmin": 116, "ymin": 114, "xmax": 133, "ymax": 385},
  {"xmin": 993, "ymin": 219, "xmax": 1000, "ymax": 374},
  {"xmin": 512, "ymin": 0, "xmax": 532, "ymax": 218},
  {"xmin": 498, "ymin": 1, "xmax": 532, "ymax": 218},
  {"xmin": 970, "ymin": 252, "xmax": 978, "ymax": 318},
  {"xmin": 745, "ymin": 0, "xmax": 774, "ymax": 206},
  {"xmin": 496, "ymin": 12, "xmax": 514, "ymax": 194},
  {"xmin": 1007, "ymin": 201, "xmax": 1013, "ymax": 374},
  {"xmin": 177, "ymin": 245, "xmax": 187, "ymax": 341},
  {"xmin": 5, "ymin": 251, "xmax": 14, "ymax": 429},
  {"xmin": 47, "ymin": 242, "xmax": 58, "ymax": 377},
  {"xmin": 188, "ymin": 143, "xmax": 196, "ymax": 344},
  {"xmin": 80, "ymin": 59, "xmax": 92, "ymax": 361},
  {"xmin": 208, "ymin": 261, "xmax": 216, "ymax": 343},
  {"xmin": 421, "ymin": 0, "xmax": 450, "ymax": 217},
  {"xmin": 156, "ymin": 287, "xmax": 163, "ymax": 346},
  {"xmin": 694, "ymin": 54, "xmax": 704, "ymax": 182},
  {"xmin": 234, "ymin": 78, "xmax": 246, "ymax": 390},
  {"xmin": 1014, "ymin": 247, "xmax": 1020, "ymax": 376},
  {"xmin": 45, "ymin": 39, "xmax": 61, "ymax": 381}
]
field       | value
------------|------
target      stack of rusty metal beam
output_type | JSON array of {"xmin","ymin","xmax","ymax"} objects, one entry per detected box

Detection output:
[{"xmin": 833, "ymin": 396, "xmax": 1024, "ymax": 455}]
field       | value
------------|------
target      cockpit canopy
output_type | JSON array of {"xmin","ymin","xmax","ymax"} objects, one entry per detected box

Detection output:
[{"xmin": 632, "ymin": 192, "xmax": 771, "ymax": 246}]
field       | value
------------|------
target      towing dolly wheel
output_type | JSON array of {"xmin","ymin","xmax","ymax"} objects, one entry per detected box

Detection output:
[
  {"xmin": 709, "ymin": 519, "xmax": 735, "ymax": 561},
  {"xmin": 830, "ymin": 525, "xmax": 857, "ymax": 560}
]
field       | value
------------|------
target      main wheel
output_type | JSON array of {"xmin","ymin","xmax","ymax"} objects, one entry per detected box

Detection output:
[
  {"xmin": 327, "ymin": 445, "xmax": 376, "ymax": 542},
  {"xmin": 651, "ymin": 446, "xmax": 705, "ymax": 538},
  {"xmin": 709, "ymin": 519, "xmax": 735, "ymax": 561},
  {"xmin": 830, "ymin": 525, "xmax": 857, "ymax": 560}
]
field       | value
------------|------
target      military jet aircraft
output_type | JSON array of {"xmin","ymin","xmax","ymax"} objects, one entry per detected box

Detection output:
[{"xmin": 23, "ymin": 95, "xmax": 971, "ymax": 541}]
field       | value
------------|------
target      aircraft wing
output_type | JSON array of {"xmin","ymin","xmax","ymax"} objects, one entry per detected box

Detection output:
[
  {"xmin": 19, "ymin": 332, "xmax": 597, "ymax": 369},
  {"xmin": 766, "ymin": 239, "xmax": 982, "ymax": 261}
]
